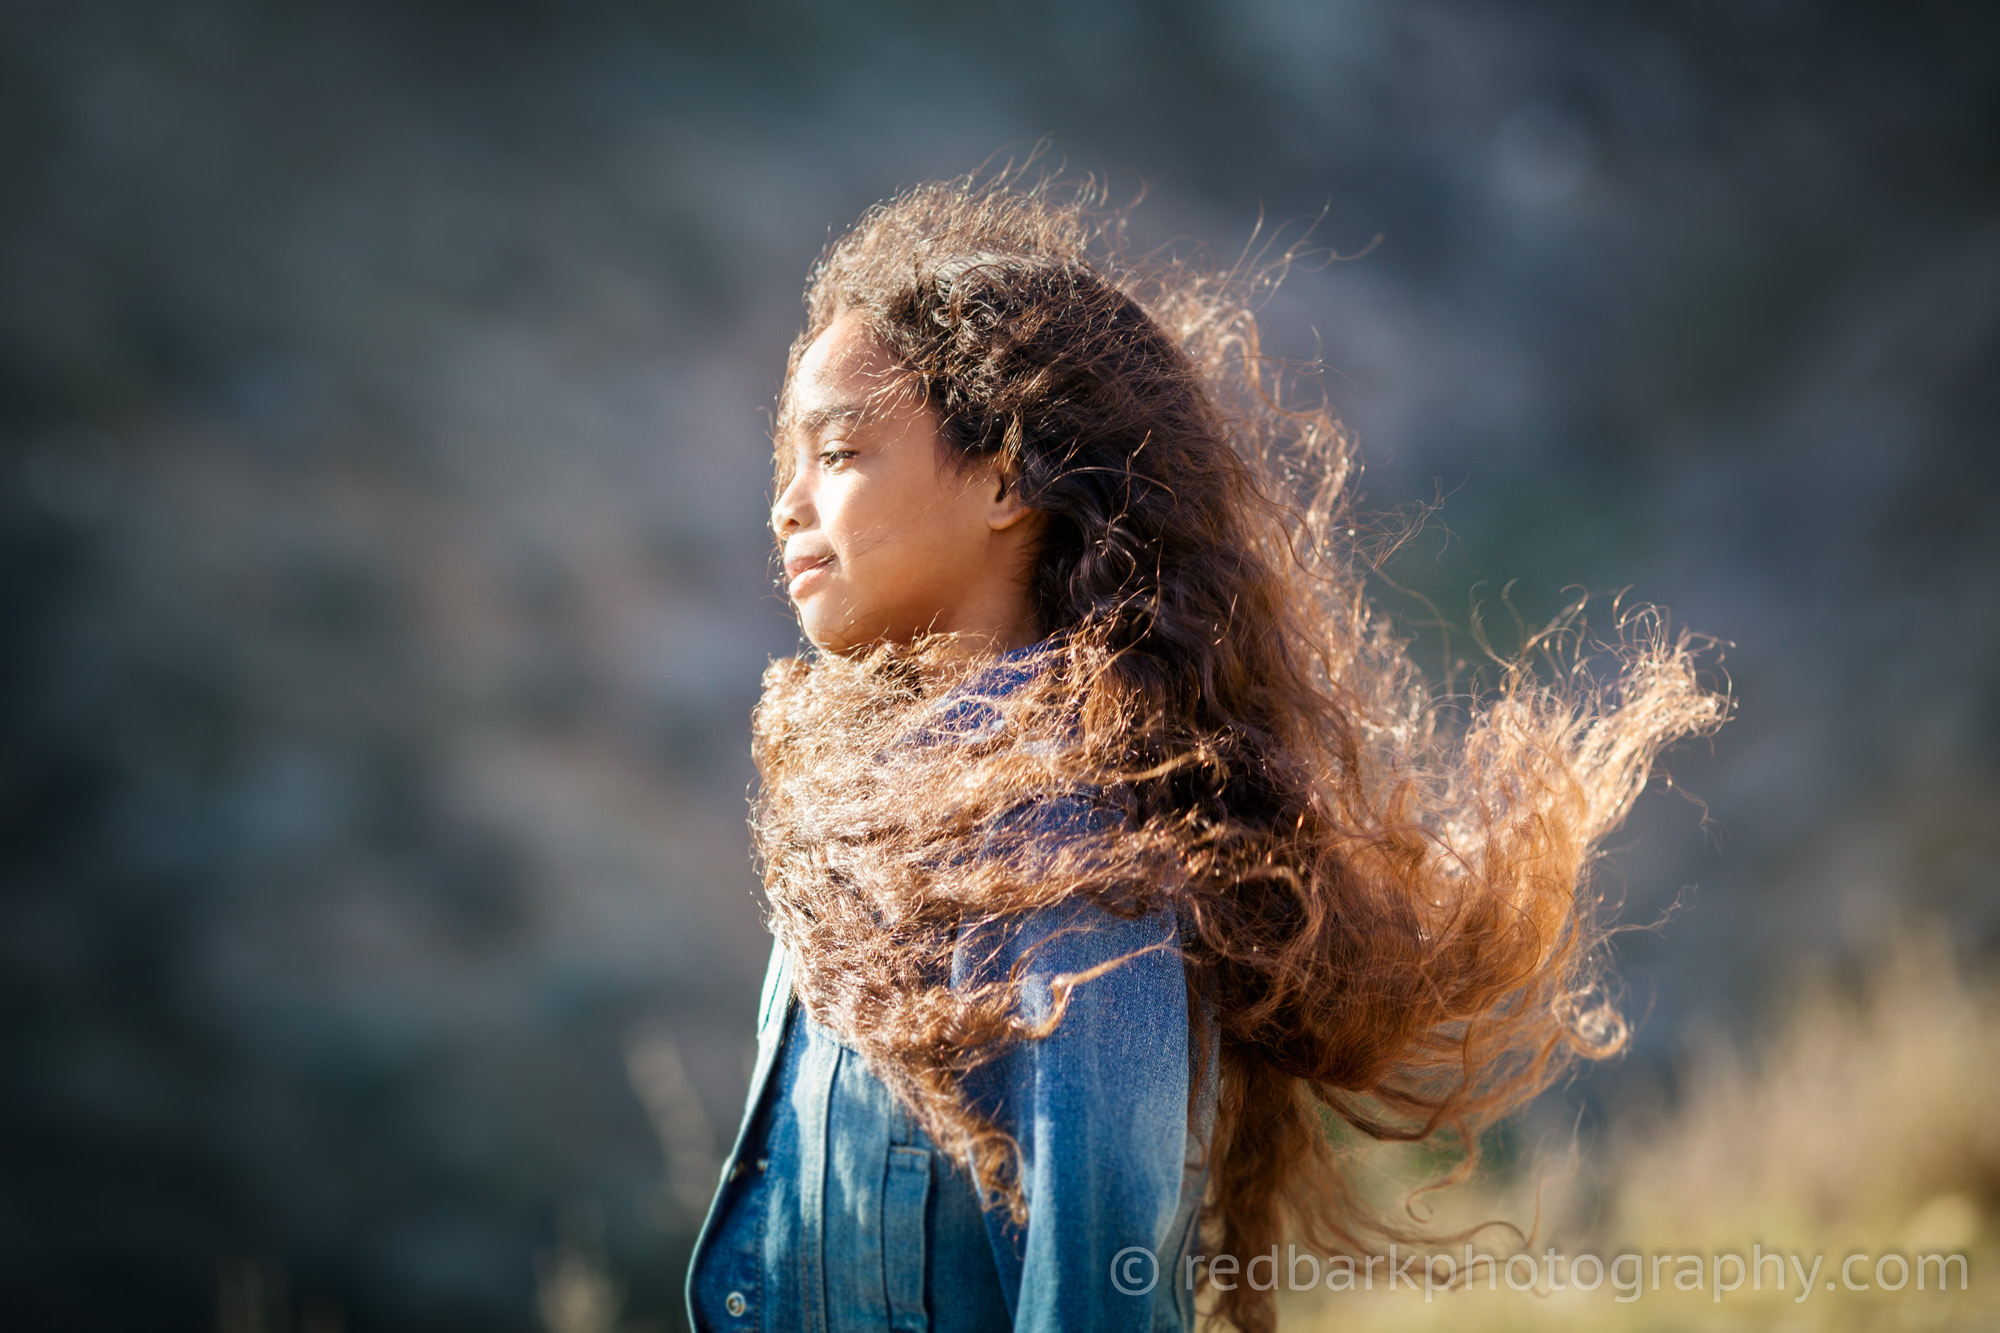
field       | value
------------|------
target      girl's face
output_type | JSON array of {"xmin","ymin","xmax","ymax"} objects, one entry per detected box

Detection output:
[{"xmin": 772, "ymin": 313, "xmax": 1040, "ymax": 656}]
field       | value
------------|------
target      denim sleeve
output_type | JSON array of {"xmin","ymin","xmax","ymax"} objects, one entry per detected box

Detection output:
[{"xmin": 952, "ymin": 799, "xmax": 1192, "ymax": 1332}]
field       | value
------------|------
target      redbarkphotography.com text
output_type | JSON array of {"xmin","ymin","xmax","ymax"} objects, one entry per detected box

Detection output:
[{"xmin": 1108, "ymin": 1244, "xmax": 1972, "ymax": 1304}]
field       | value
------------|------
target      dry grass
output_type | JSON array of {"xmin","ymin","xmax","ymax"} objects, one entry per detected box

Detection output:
[{"xmin": 1273, "ymin": 932, "xmax": 1997, "ymax": 1331}]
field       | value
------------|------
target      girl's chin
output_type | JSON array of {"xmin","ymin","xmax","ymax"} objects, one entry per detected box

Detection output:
[
  {"xmin": 797, "ymin": 607, "xmax": 865, "ymax": 655},
  {"xmin": 798, "ymin": 611, "xmax": 903, "ymax": 658}
]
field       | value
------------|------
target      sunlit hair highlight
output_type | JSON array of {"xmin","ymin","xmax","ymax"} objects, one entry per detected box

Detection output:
[{"xmin": 751, "ymin": 163, "xmax": 1727, "ymax": 1333}]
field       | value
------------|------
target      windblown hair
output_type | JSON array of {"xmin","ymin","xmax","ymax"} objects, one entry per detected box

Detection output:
[{"xmin": 752, "ymin": 166, "xmax": 1726, "ymax": 1333}]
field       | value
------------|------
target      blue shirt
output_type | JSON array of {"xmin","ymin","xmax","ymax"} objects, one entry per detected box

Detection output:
[
  {"xmin": 688, "ymin": 904, "xmax": 1214, "ymax": 1333},
  {"xmin": 688, "ymin": 652, "xmax": 1217, "ymax": 1332}
]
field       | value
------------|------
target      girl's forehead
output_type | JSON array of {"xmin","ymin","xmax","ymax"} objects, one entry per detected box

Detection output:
[{"xmin": 777, "ymin": 319, "xmax": 918, "ymax": 444}]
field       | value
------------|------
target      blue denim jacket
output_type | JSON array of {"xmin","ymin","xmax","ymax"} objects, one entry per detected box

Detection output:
[
  {"xmin": 686, "ymin": 654, "xmax": 1217, "ymax": 1331},
  {"xmin": 687, "ymin": 902, "xmax": 1216, "ymax": 1332}
]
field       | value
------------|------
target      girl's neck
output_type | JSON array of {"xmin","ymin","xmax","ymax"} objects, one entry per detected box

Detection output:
[{"xmin": 908, "ymin": 623, "xmax": 1043, "ymax": 688}]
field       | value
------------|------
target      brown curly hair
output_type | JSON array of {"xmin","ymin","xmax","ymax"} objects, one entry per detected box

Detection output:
[{"xmin": 750, "ymin": 164, "xmax": 1727, "ymax": 1333}]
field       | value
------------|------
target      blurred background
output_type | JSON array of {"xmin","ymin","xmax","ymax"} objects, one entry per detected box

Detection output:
[{"xmin": 3, "ymin": 1, "xmax": 1996, "ymax": 1329}]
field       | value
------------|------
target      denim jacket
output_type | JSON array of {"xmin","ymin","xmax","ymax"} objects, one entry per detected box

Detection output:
[
  {"xmin": 687, "ymin": 905, "xmax": 1214, "ymax": 1332},
  {"xmin": 686, "ymin": 654, "xmax": 1218, "ymax": 1331}
]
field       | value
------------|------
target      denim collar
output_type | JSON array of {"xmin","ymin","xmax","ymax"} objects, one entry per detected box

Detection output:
[{"xmin": 922, "ymin": 638, "xmax": 1056, "ymax": 745}]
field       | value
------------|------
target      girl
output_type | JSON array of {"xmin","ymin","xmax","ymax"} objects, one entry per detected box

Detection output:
[{"xmin": 686, "ymin": 170, "xmax": 1723, "ymax": 1333}]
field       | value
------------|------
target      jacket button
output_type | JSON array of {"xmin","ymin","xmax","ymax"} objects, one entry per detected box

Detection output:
[
  {"xmin": 754, "ymin": 1157, "xmax": 768, "ymax": 1172},
  {"xmin": 724, "ymin": 1291, "xmax": 748, "ymax": 1317},
  {"xmin": 727, "ymin": 1161, "xmax": 744, "ymax": 1182}
]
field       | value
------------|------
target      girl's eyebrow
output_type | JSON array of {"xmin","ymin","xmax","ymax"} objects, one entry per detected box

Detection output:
[{"xmin": 786, "ymin": 402, "xmax": 869, "ymax": 443}]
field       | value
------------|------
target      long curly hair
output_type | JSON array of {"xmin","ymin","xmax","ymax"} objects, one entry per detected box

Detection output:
[{"xmin": 750, "ymin": 165, "xmax": 1727, "ymax": 1333}]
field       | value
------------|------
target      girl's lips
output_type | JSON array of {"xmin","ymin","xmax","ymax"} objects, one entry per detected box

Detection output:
[{"xmin": 786, "ymin": 556, "xmax": 834, "ymax": 597}]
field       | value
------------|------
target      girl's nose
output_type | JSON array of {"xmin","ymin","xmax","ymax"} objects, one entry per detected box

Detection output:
[{"xmin": 772, "ymin": 472, "xmax": 809, "ymax": 536}]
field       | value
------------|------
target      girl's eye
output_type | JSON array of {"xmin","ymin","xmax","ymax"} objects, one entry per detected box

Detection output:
[{"xmin": 819, "ymin": 447, "xmax": 857, "ymax": 470}]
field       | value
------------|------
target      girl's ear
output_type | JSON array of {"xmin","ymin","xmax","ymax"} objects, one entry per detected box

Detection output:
[{"xmin": 984, "ymin": 471, "xmax": 1036, "ymax": 532}]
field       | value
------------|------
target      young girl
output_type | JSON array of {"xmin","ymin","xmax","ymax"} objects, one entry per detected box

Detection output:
[{"xmin": 686, "ymin": 171, "xmax": 1723, "ymax": 1333}]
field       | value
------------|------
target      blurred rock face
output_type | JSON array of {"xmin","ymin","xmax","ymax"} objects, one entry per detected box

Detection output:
[{"xmin": 1, "ymin": 2, "xmax": 1995, "ymax": 1328}]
